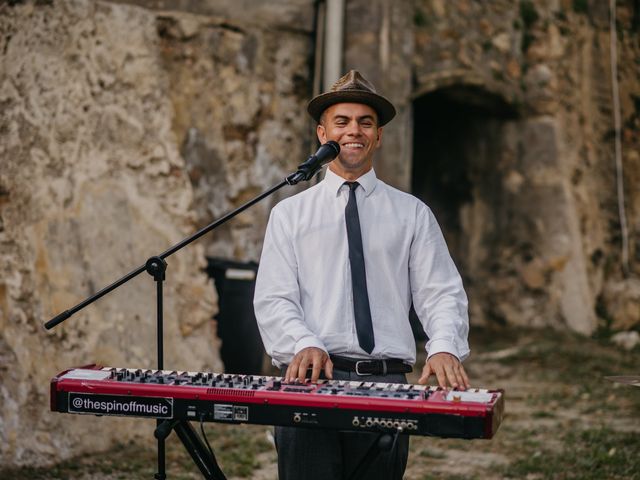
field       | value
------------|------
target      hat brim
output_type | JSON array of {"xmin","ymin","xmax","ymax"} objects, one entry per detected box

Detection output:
[{"xmin": 307, "ymin": 90, "xmax": 396, "ymax": 126}]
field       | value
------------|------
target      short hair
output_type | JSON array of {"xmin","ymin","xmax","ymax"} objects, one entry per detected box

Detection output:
[{"xmin": 319, "ymin": 110, "xmax": 327, "ymax": 126}]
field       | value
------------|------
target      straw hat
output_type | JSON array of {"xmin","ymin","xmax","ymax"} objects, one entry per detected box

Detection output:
[{"xmin": 307, "ymin": 70, "xmax": 396, "ymax": 126}]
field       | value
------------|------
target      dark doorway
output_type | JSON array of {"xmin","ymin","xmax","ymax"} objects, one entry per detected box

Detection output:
[
  {"xmin": 412, "ymin": 86, "xmax": 517, "ymax": 265},
  {"xmin": 411, "ymin": 85, "xmax": 518, "ymax": 324}
]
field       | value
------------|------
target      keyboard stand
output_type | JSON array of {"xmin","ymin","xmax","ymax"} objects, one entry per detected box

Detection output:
[{"xmin": 155, "ymin": 420, "xmax": 227, "ymax": 480}]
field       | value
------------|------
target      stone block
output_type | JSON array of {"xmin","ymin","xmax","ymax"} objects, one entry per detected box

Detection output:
[{"xmin": 601, "ymin": 279, "xmax": 640, "ymax": 331}]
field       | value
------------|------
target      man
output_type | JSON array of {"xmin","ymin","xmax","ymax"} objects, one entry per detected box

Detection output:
[{"xmin": 254, "ymin": 70, "xmax": 470, "ymax": 479}]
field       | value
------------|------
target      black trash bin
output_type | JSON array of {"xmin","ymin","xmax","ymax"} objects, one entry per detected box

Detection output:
[{"xmin": 206, "ymin": 257, "xmax": 264, "ymax": 375}]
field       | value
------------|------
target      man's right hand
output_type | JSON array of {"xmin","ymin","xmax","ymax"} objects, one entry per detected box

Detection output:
[{"xmin": 285, "ymin": 347, "xmax": 333, "ymax": 384}]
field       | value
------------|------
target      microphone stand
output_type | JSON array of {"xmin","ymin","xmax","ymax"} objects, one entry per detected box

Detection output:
[{"xmin": 44, "ymin": 144, "xmax": 337, "ymax": 480}]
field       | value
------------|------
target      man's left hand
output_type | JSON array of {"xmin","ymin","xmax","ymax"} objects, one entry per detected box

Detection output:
[{"xmin": 418, "ymin": 352, "xmax": 470, "ymax": 390}]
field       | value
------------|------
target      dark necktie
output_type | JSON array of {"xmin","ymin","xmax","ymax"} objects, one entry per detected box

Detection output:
[{"xmin": 344, "ymin": 182, "xmax": 375, "ymax": 353}]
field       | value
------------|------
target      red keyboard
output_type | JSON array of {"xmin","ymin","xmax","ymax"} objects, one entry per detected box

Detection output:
[{"xmin": 51, "ymin": 365, "xmax": 504, "ymax": 439}]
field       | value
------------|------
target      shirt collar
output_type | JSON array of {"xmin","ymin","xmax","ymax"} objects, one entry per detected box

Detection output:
[{"xmin": 323, "ymin": 167, "xmax": 378, "ymax": 197}]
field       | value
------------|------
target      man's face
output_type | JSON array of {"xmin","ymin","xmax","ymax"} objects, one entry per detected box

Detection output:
[{"xmin": 317, "ymin": 103, "xmax": 383, "ymax": 178}]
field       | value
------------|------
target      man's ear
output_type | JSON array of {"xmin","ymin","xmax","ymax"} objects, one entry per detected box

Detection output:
[
  {"xmin": 317, "ymin": 124, "xmax": 327, "ymax": 144},
  {"xmin": 376, "ymin": 127, "xmax": 383, "ymax": 147}
]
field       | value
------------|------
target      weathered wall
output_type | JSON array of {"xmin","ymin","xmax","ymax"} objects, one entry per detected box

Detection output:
[
  {"xmin": 154, "ymin": 8, "xmax": 314, "ymax": 262},
  {"xmin": 344, "ymin": 0, "xmax": 639, "ymax": 334},
  {"xmin": 411, "ymin": 0, "xmax": 640, "ymax": 334},
  {"xmin": 110, "ymin": 0, "xmax": 315, "ymax": 31},
  {"xmin": 108, "ymin": 0, "xmax": 316, "ymax": 261},
  {"xmin": 0, "ymin": 0, "xmax": 316, "ymax": 468},
  {"xmin": 0, "ymin": 0, "xmax": 222, "ymax": 467},
  {"xmin": 410, "ymin": 0, "xmax": 598, "ymax": 333}
]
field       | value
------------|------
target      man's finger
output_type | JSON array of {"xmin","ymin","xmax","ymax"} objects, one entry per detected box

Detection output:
[
  {"xmin": 444, "ymin": 362, "xmax": 459, "ymax": 389},
  {"xmin": 310, "ymin": 355, "xmax": 322, "ymax": 383},
  {"xmin": 285, "ymin": 358, "xmax": 299, "ymax": 383},
  {"xmin": 435, "ymin": 364, "xmax": 447, "ymax": 389},
  {"xmin": 324, "ymin": 357, "xmax": 334, "ymax": 380},
  {"xmin": 460, "ymin": 364, "xmax": 470, "ymax": 388},
  {"xmin": 452, "ymin": 363, "xmax": 469, "ymax": 390},
  {"xmin": 297, "ymin": 355, "xmax": 311, "ymax": 383},
  {"xmin": 418, "ymin": 362, "xmax": 432, "ymax": 385}
]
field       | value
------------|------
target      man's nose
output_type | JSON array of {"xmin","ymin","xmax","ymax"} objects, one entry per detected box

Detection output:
[{"xmin": 345, "ymin": 121, "xmax": 362, "ymax": 136}]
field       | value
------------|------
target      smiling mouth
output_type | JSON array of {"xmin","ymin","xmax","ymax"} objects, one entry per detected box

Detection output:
[{"xmin": 343, "ymin": 142, "xmax": 364, "ymax": 149}]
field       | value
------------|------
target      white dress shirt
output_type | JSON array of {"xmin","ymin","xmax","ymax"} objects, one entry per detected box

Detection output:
[{"xmin": 254, "ymin": 167, "xmax": 470, "ymax": 367}]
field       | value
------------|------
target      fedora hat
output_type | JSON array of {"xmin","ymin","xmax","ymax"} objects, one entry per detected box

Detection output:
[{"xmin": 307, "ymin": 70, "xmax": 396, "ymax": 126}]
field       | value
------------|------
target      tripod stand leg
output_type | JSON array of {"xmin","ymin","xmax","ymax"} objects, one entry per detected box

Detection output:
[
  {"xmin": 174, "ymin": 421, "xmax": 227, "ymax": 480},
  {"xmin": 154, "ymin": 428, "xmax": 166, "ymax": 480}
]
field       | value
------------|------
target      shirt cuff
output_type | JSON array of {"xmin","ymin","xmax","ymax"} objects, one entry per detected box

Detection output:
[
  {"xmin": 425, "ymin": 338, "xmax": 468, "ymax": 362},
  {"xmin": 294, "ymin": 336, "xmax": 327, "ymax": 355}
]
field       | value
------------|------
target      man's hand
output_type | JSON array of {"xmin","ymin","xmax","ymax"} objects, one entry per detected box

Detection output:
[
  {"xmin": 418, "ymin": 352, "xmax": 470, "ymax": 390},
  {"xmin": 285, "ymin": 347, "xmax": 333, "ymax": 384}
]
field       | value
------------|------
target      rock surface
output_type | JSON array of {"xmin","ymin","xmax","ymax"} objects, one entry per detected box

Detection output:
[
  {"xmin": 402, "ymin": 0, "xmax": 640, "ymax": 334},
  {"xmin": 0, "ymin": 0, "xmax": 315, "ymax": 467},
  {"xmin": 0, "ymin": 0, "xmax": 221, "ymax": 467}
]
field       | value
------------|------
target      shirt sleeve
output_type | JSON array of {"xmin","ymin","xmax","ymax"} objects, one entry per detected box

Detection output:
[
  {"xmin": 410, "ymin": 205, "xmax": 470, "ymax": 362},
  {"xmin": 253, "ymin": 205, "xmax": 327, "ymax": 366}
]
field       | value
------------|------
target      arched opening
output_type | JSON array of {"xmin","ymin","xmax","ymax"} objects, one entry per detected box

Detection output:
[{"xmin": 411, "ymin": 85, "xmax": 518, "ymax": 325}]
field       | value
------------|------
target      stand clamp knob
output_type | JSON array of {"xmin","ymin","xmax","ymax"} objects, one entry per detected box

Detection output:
[{"xmin": 146, "ymin": 256, "xmax": 167, "ymax": 281}]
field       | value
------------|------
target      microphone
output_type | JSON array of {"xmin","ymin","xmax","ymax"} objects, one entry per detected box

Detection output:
[{"xmin": 287, "ymin": 141, "xmax": 340, "ymax": 185}]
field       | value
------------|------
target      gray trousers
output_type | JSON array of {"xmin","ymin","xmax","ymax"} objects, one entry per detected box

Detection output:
[{"xmin": 274, "ymin": 369, "xmax": 410, "ymax": 480}]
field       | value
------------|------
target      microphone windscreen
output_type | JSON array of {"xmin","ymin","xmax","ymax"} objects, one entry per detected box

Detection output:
[{"xmin": 316, "ymin": 141, "xmax": 340, "ymax": 165}]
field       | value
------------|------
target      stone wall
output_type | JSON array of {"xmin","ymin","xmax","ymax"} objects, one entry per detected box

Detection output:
[
  {"xmin": 154, "ymin": 6, "xmax": 314, "ymax": 261},
  {"xmin": 344, "ymin": 0, "xmax": 639, "ymax": 334},
  {"xmin": 0, "ymin": 0, "xmax": 314, "ymax": 468},
  {"xmin": 105, "ymin": 0, "xmax": 316, "ymax": 261},
  {"xmin": 409, "ymin": 0, "xmax": 639, "ymax": 334},
  {"xmin": 0, "ymin": 0, "xmax": 220, "ymax": 466}
]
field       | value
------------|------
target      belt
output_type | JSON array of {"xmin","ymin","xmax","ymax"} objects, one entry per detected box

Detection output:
[{"xmin": 329, "ymin": 355, "xmax": 412, "ymax": 376}]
